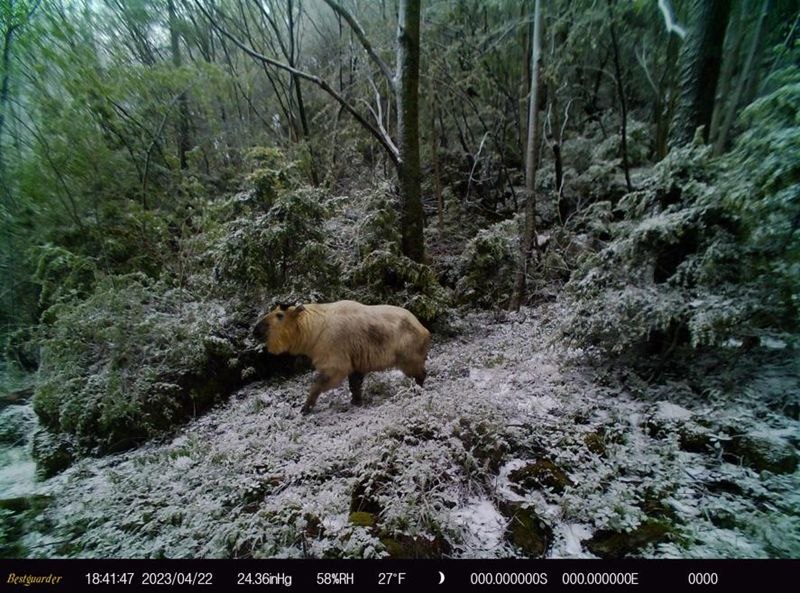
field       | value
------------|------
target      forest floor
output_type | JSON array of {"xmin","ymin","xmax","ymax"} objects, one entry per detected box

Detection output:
[{"xmin": 4, "ymin": 303, "xmax": 800, "ymax": 558}]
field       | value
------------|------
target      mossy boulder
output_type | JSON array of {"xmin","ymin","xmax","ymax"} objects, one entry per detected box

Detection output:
[
  {"xmin": 584, "ymin": 432, "xmax": 607, "ymax": 456},
  {"xmin": 31, "ymin": 429, "xmax": 75, "ymax": 478},
  {"xmin": 508, "ymin": 459, "xmax": 572, "ymax": 494},
  {"xmin": 586, "ymin": 520, "xmax": 672, "ymax": 558},
  {"xmin": 349, "ymin": 512, "xmax": 376, "ymax": 528},
  {"xmin": 499, "ymin": 502, "xmax": 552, "ymax": 557},
  {"xmin": 723, "ymin": 433, "xmax": 798, "ymax": 474},
  {"xmin": 380, "ymin": 533, "xmax": 450, "ymax": 559}
]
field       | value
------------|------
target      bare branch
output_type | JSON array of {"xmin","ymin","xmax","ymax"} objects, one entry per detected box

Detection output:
[
  {"xmin": 194, "ymin": 0, "xmax": 399, "ymax": 164},
  {"xmin": 321, "ymin": 0, "xmax": 396, "ymax": 93},
  {"xmin": 658, "ymin": 0, "xmax": 686, "ymax": 39}
]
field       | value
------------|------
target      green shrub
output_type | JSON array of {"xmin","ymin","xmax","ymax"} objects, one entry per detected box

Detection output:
[
  {"xmin": 33, "ymin": 274, "xmax": 239, "ymax": 455},
  {"xmin": 33, "ymin": 245, "xmax": 97, "ymax": 314},
  {"xmin": 564, "ymin": 70, "xmax": 800, "ymax": 357},
  {"xmin": 348, "ymin": 250, "xmax": 450, "ymax": 322},
  {"xmin": 454, "ymin": 218, "xmax": 517, "ymax": 308},
  {"xmin": 211, "ymin": 187, "xmax": 339, "ymax": 296},
  {"xmin": 245, "ymin": 146, "xmax": 297, "ymax": 207}
]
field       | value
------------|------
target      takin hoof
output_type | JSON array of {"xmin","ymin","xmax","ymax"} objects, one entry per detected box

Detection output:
[{"xmin": 300, "ymin": 404, "xmax": 313, "ymax": 416}]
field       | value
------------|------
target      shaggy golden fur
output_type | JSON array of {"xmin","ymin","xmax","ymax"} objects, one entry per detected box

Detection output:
[{"xmin": 253, "ymin": 300, "xmax": 430, "ymax": 414}]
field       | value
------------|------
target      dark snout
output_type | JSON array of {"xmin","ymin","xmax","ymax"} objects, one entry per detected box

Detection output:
[{"xmin": 252, "ymin": 319, "xmax": 267, "ymax": 341}]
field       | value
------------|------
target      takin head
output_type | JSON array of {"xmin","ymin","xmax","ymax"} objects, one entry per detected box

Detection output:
[{"xmin": 252, "ymin": 302, "xmax": 305, "ymax": 356}]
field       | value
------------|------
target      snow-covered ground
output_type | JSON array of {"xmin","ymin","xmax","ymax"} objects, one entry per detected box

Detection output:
[{"xmin": 12, "ymin": 304, "xmax": 800, "ymax": 558}]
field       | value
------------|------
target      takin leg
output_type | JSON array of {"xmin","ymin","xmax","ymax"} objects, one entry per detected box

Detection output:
[
  {"xmin": 348, "ymin": 372, "xmax": 364, "ymax": 406},
  {"xmin": 301, "ymin": 371, "xmax": 346, "ymax": 415}
]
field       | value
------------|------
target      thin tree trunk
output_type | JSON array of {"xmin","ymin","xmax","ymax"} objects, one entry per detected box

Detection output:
[
  {"xmin": 168, "ymin": 0, "xmax": 191, "ymax": 169},
  {"xmin": 655, "ymin": 34, "xmax": 679, "ymax": 160},
  {"xmin": 0, "ymin": 25, "xmax": 14, "ymax": 188},
  {"xmin": 430, "ymin": 88, "xmax": 444, "ymax": 237},
  {"xmin": 287, "ymin": 0, "xmax": 319, "ymax": 185},
  {"xmin": 396, "ymin": 0, "xmax": 424, "ymax": 262},
  {"xmin": 511, "ymin": 0, "xmax": 543, "ymax": 311},
  {"xmin": 709, "ymin": 2, "xmax": 745, "ymax": 145},
  {"xmin": 607, "ymin": 0, "xmax": 633, "ymax": 191},
  {"xmin": 714, "ymin": 0, "xmax": 770, "ymax": 156},
  {"xmin": 673, "ymin": 0, "xmax": 732, "ymax": 146}
]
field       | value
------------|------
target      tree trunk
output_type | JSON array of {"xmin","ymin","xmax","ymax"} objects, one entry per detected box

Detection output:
[
  {"xmin": 396, "ymin": 0, "xmax": 424, "ymax": 262},
  {"xmin": 673, "ymin": 0, "xmax": 732, "ymax": 146},
  {"xmin": 714, "ymin": 0, "xmax": 771, "ymax": 156},
  {"xmin": 287, "ymin": 0, "xmax": 319, "ymax": 186},
  {"xmin": 168, "ymin": 0, "xmax": 191, "ymax": 170},
  {"xmin": 511, "ymin": 0, "xmax": 543, "ymax": 311},
  {"xmin": 429, "ymin": 87, "xmax": 444, "ymax": 237},
  {"xmin": 607, "ymin": 0, "xmax": 633, "ymax": 191},
  {"xmin": 0, "ymin": 25, "xmax": 14, "ymax": 185},
  {"xmin": 709, "ymin": 2, "xmax": 745, "ymax": 145}
]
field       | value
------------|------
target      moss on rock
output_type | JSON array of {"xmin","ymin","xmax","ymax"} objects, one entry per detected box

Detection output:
[
  {"xmin": 508, "ymin": 459, "xmax": 572, "ymax": 494},
  {"xmin": 499, "ymin": 502, "xmax": 552, "ymax": 557},
  {"xmin": 585, "ymin": 520, "xmax": 673, "ymax": 559}
]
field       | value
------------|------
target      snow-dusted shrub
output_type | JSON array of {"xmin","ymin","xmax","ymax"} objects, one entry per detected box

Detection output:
[
  {"xmin": 454, "ymin": 218, "xmax": 517, "ymax": 308},
  {"xmin": 33, "ymin": 274, "xmax": 239, "ymax": 457},
  {"xmin": 212, "ymin": 187, "xmax": 339, "ymax": 296},
  {"xmin": 32, "ymin": 245, "xmax": 97, "ymax": 316},
  {"xmin": 591, "ymin": 119, "xmax": 650, "ymax": 168},
  {"xmin": 564, "ymin": 67, "xmax": 800, "ymax": 358},
  {"xmin": 348, "ymin": 250, "xmax": 450, "ymax": 322},
  {"xmin": 350, "ymin": 183, "xmax": 402, "ymax": 257},
  {"xmin": 722, "ymin": 71, "xmax": 800, "ymax": 326},
  {"xmin": 564, "ymin": 142, "xmax": 742, "ymax": 355},
  {"xmin": 245, "ymin": 146, "xmax": 297, "ymax": 207}
]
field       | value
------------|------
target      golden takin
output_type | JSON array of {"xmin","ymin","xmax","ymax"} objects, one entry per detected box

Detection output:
[{"xmin": 253, "ymin": 300, "xmax": 431, "ymax": 414}]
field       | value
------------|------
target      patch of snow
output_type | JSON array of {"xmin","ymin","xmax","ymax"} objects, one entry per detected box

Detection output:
[
  {"xmin": 655, "ymin": 402, "xmax": 693, "ymax": 421},
  {"xmin": 550, "ymin": 523, "xmax": 594, "ymax": 558},
  {"xmin": 760, "ymin": 336, "xmax": 787, "ymax": 350},
  {"xmin": 449, "ymin": 498, "xmax": 507, "ymax": 558}
]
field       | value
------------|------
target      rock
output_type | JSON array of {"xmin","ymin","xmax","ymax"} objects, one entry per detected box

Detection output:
[
  {"xmin": 586, "ymin": 520, "xmax": 672, "ymax": 558},
  {"xmin": 0, "ymin": 494, "xmax": 51, "ymax": 513},
  {"xmin": 31, "ymin": 429, "xmax": 75, "ymax": 478},
  {"xmin": 499, "ymin": 502, "xmax": 552, "ymax": 557},
  {"xmin": 677, "ymin": 422, "xmax": 713, "ymax": 453},
  {"xmin": 0, "ymin": 387, "xmax": 34, "ymax": 408},
  {"xmin": 508, "ymin": 459, "xmax": 572, "ymax": 494},
  {"xmin": 380, "ymin": 533, "xmax": 450, "ymax": 559},
  {"xmin": 646, "ymin": 401, "xmax": 693, "ymax": 438},
  {"xmin": 723, "ymin": 433, "xmax": 798, "ymax": 474}
]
